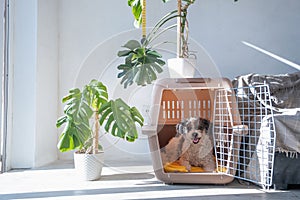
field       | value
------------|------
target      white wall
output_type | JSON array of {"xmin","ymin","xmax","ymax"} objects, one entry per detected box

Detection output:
[
  {"xmin": 35, "ymin": 0, "xmax": 59, "ymax": 167},
  {"xmin": 190, "ymin": 0, "xmax": 299, "ymax": 78}
]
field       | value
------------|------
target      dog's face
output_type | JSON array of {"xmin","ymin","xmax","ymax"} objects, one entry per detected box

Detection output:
[{"xmin": 176, "ymin": 117, "xmax": 210, "ymax": 144}]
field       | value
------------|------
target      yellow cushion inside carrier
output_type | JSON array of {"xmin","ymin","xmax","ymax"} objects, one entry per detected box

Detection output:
[{"xmin": 164, "ymin": 160, "xmax": 227, "ymax": 173}]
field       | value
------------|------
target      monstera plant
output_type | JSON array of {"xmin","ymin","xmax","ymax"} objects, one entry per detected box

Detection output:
[
  {"xmin": 56, "ymin": 79, "xmax": 144, "ymax": 153},
  {"xmin": 56, "ymin": 79, "xmax": 144, "ymax": 180}
]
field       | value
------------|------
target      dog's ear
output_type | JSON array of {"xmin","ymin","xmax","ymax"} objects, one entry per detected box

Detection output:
[
  {"xmin": 176, "ymin": 121, "xmax": 185, "ymax": 134},
  {"xmin": 176, "ymin": 123, "xmax": 183, "ymax": 134},
  {"xmin": 198, "ymin": 118, "xmax": 210, "ymax": 131},
  {"xmin": 204, "ymin": 118, "xmax": 210, "ymax": 131}
]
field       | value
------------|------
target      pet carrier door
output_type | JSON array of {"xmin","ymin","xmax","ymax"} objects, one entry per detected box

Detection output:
[{"xmin": 213, "ymin": 84, "xmax": 276, "ymax": 189}]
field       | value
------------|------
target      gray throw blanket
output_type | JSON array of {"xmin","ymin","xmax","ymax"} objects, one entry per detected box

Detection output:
[{"xmin": 232, "ymin": 72, "xmax": 300, "ymax": 157}]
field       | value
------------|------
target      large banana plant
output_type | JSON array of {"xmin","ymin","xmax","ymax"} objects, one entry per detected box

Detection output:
[{"xmin": 56, "ymin": 79, "xmax": 144, "ymax": 153}]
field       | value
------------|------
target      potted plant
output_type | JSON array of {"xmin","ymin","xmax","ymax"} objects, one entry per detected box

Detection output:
[
  {"xmin": 118, "ymin": 0, "xmax": 239, "ymax": 87},
  {"xmin": 56, "ymin": 79, "xmax": 144, "ymax": 180}
]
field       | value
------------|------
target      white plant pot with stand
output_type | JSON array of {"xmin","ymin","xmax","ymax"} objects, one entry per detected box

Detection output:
[
  {"xmin": 74, "ymin": 151, "xmax": 104, "ymax": 181},
  {"xmin": 168, "ymin": 57, "xmax": 196, "ymax": 78}
]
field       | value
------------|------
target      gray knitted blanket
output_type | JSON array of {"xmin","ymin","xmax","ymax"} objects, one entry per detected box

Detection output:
[{"xmin": 232, "ymin": 72, "xmax": 300, "ymax": 157}]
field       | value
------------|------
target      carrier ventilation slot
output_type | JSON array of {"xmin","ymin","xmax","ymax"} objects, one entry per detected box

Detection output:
[{"xmin": 162, "ymin": 100, "xmax": 211, "ymax": 122}]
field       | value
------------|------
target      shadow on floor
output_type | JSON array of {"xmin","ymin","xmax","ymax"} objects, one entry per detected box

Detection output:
[{"xmin": 100, "ymin": 172, "xmax": 155, "ymax": 181}]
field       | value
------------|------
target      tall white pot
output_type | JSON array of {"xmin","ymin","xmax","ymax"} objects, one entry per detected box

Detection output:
[
  {"xmin": 168, "ymin": 58, "xmax": 196, "ymax": 78},
  {"xmin": 74, "ymin": 151, "xmax": 104, "ymax": 181}
]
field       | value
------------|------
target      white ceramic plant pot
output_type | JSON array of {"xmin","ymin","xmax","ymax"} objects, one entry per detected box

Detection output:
[
  {"xmin": 74, "ymin": 151, "xmax": 104, "ymax": 181},
  {"xmin": 168, "ymin": 58, "xmax": 196, "ymax": 78}
]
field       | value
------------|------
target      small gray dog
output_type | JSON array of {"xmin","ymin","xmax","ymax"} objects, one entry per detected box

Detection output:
[{"xmin": 161, "ymin": 117, "xmax": 216, "ymax": 172}]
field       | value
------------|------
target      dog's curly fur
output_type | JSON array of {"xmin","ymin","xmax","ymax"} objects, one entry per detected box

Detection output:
[{"xmin": 161, "ymin": 117, "xmax": 216, "ymax": 172}]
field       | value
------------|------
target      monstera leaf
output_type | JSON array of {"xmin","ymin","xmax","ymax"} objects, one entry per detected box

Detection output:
[
  {"xmin": 56, "ymin": 80, "xmax": 109, "ymax": 152},
  {"xmin": 84, "ymin": 79, "xmax": 108, "ymax": 110},
  {"xmin": 127, "ymin": 0, "xmax": 143, "ymax": 27},
  {"xmin": 117, "ymin": 40, "xmax": 165, "ymax": 88},
  {"xmin": 99, "ymin": 98, "xmax": 144, "ymax": 142},
  {"xmin": 128, "ymin": 0, "xmax": 171, "ymax": 27},
  {"xmin": 56, "ymin": 116, "xmax": 92, "ymax": 152}
]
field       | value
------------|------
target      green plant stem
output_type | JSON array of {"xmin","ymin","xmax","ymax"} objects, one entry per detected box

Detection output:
[
  {"xmin": 146, "ymin": 10, "xmax": 178, "ymax": 45},
  {"xmin": 147, "ymin": 24, "xmax": 177, "ymax": 47},
  {"xmin": 178, "ymin": 0, "xmax": 194, "ymax": 58}
]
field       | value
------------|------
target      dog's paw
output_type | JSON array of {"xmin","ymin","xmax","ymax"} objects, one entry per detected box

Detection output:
[
  {"xmin": 178, "ymin": 159, "xmax": 192, "ymax": 172},
  {"xmin": 203, "ymin": 162, "xmax": 217, "ymax": 172}
]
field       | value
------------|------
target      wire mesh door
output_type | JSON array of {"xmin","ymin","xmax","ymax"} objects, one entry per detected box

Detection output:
[{"xmin": 213, "ymin": 84, "xmax": 276, "ymax": 189}]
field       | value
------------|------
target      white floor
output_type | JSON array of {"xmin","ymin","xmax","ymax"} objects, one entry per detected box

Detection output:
[{"xmin": 0, "ymin": 159, "xmax": 299, "ymax": 200}]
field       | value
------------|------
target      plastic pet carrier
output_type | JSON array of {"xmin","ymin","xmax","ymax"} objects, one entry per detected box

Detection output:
[{"xmin": 143, "ymin": 78, "xmax": 276, "ymax": 188}]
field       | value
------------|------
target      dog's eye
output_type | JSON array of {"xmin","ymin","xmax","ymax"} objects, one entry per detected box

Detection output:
[
  {"xmin": 187, "ymin": 124, "xmax": 192, "ymax": 132},
  {"xmin": 181, "ymin": 126, "xmax": 189, "ymax": 134}
]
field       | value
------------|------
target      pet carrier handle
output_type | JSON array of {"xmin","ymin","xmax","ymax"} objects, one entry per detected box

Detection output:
[
  {"xmin": 175, "ymin": 78, "xmax": 211, "ymax": 83},
  {"xmin": 142, "ymin": 125, "xmax": 157, "ymax": 136}
]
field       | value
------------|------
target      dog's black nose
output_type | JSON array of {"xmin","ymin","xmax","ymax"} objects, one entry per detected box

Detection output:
[{"xmin": 192, "ymin": 132, "xmax": 198, "ymax": 138}]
